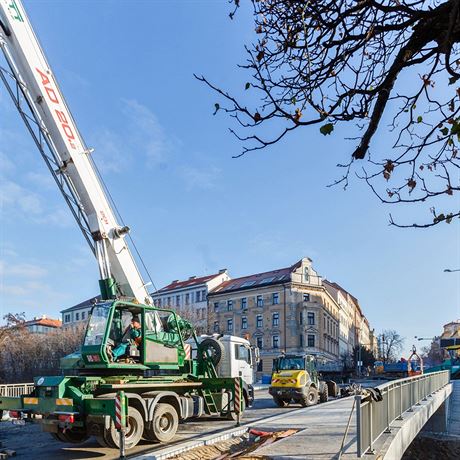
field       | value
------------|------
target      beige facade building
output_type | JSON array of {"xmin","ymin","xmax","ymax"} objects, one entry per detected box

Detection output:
[{"xmin": 208, "ymin": 258, "xmax": 342, "ymax": 378}]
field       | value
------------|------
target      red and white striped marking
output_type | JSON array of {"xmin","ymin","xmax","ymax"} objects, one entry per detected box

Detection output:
[
  {"xmin": 234, "ymin": 377, "xmax": 241, "ymax": 414},
  {"xmin": 184, "ymin": 343, "xmax": 191, "ymax": 360},
  {"xmin": 115, "ymin": 393, "xmax": 122, "ymax": 429}
]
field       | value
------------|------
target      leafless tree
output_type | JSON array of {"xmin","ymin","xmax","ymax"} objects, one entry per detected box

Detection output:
[
  {"xmin": 198, "ymin": 0, "xmax": 460, "ymax": 227},
  {"xmin": 0, "ymin": 319, "xmax": 85, "ymax": 383},
  {"xmin": 379, "ymin": 329, "xmax": 405, "ymax": 362}
]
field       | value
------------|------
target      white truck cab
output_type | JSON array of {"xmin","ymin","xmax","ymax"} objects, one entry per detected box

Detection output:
[{"xmin": 187, "ymin": 334, "xmax": 260, "ymax": 406}]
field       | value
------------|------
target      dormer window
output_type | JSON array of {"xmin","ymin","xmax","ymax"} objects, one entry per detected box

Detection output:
[{"xmin": 304, "ymin": 266, "xmax": 310, "ymax": 283}]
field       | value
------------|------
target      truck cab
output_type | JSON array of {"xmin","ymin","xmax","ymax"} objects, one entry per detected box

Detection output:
[{"xmin": 187, "ymin": 334, "xmax": 259, "ymax": 407}]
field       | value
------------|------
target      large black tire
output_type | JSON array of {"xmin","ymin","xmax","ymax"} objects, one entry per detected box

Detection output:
[
  {"xmin": 105, "ymin": 406, "xmax": 144, "ymax": 449},
  {"xmin": 300, "ymin": 386, "xmax": 318, "ymax": 407},
  {"xmin": 95, "ymin": 426, "xmax": 116, "ymax": 448},
  {"xmin": 50, "ymin": 428, "xmax": 88, "ymax": 444},
  {"xmin": 200, "ymin": 338, "xmax": 225, "ymax": 366},
  {"xmin": 319, "ymin": 384, "xmax": 328, "ymax": 403},
  {"xmin": 326, "ymin": 380, "xmax": 339, "ymax": 398},
  {"xmin": 226, "ymin": 397, "xmax": 246, "ymax": 420},
  {"xmin": 273, "ymin": 396, "xmax": 289, "ymax": 407},
  {"xmin": 143, "ymin": 403, "xmax": 179, "ymax": 443}
]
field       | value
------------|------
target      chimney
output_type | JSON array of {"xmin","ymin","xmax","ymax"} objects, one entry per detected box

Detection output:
[
  {"xmin": 189, "ymin": 276, "xmax": 197, "ymax": 280},
  {"xmin": 218, "ymin": 268, "xmax": 227, "ymax": 274}
]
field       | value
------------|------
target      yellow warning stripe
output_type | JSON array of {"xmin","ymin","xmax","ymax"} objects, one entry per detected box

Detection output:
[
  {"xmin": 24, "ymin": 397, "xmax": 38, "ymax": 404},
  {"xmin": 55, "ymin": 398, "xmax": 73, "ymax": 406}
]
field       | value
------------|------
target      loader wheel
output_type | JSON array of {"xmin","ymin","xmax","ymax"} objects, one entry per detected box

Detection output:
[
  {"xmin": 319, "ymin": 384, "xmax": 328, "ymax": 403},
  {"xmin": 300, "ymin": 386, "xmax": 318, "ymax": 407},
  {"xmin": 106, "ymin": 406, "xmax": 144, "ymax": 449},
  {"xmin": 273, "ymin": 396, "xmax": 289, "ymax": 407},
  {"xmin": 143, "ymin": 403, "xmax": 179, "ymax": 443},
  {"xmin": 200, "ymin": 338, "xmax": 225, "ymax": 366},
  {"xmin": 326, "ymin": 380, "xmax": 339, "ymax": 398}
]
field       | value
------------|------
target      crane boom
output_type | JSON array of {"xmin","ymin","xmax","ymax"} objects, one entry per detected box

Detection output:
[{"xmin": 0, "ymin": 0, "xmax": 155, "ymax": 309}]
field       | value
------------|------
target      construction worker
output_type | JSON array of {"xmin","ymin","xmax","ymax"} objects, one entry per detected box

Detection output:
[{"xmin": 111, "ymin": 314, "xmax": 142, "ymax": 361}]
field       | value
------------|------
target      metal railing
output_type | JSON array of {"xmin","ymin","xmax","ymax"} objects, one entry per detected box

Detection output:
[
  {"xmin": 356, "ymin": 371, "xmax": 450, "ymax": 457},
  {"xmin": 0, "ymin": 383, "xmax": 34, "ymax": 398}
]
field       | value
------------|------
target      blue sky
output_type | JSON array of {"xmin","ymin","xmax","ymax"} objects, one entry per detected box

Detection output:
[{"xmin": 1, "ymin": 0, "xmax": 459, "ymax": 356}]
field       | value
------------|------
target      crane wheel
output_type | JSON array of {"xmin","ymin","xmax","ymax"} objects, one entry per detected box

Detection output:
[
  {"xmin": 200, "ymin": 338, "xmax": 225, "ymax": 366},
  {"xmin": 143, "ymin": 403, "xmax": 179, "ymax": 443},
  {"xmin": 106, "ymin": 406, "xmax": 144, "ymax": 449},
  {"xmin": 50, "ymin": 428, "xmax": 88, "ymax": 443},
  {"xmin": 226, "ymin": 397, "xmax": 246, "ymax": 420},
  {"xmin": 300, "ymin": 386, "xmax": 318, "ymax": 407}
]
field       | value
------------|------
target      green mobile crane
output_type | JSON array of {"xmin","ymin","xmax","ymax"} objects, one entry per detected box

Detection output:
[{"xmin": 0, "ymin": 0, "xmax": 244, "ymax": 449}]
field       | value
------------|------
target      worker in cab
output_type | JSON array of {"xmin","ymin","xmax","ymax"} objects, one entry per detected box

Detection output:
[{"xmin": 110, "ymin": 314, "xmax": 142, "ymax": 361}]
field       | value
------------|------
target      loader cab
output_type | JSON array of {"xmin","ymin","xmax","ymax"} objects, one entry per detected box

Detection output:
[{"xmin": 273, "ymin": 354, "xmax": 318, "ymax": 377}]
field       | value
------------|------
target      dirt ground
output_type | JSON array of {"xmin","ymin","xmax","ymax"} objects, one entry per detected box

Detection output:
[{"xmin": 402, "ymin": 434, "xmax": 460, "ymax": 460}]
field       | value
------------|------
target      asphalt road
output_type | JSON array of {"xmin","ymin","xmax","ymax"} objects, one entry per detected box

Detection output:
[{"xmin": 0, "ymin": 390, "xmax": 301, "ymax": 459}]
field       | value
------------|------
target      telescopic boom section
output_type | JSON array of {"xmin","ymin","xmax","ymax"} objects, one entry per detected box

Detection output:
[{"xmin": 0, "ymin": 0, "xmax": 154, "ymax": 309}]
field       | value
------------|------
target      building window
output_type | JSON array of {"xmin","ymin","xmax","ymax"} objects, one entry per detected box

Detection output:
[
  {"xmin": 256, "ymin": 336, "xmax": 263, "ymax": 349},
  {"xmin": 299, "ymin": 311, "xmax": 303, "ymax": 325},
  {"xmin": 176, "ymin": 295, "xmax": 180, "ymax": 307},
  {"xmin": 242, "ymin": 316, "xmax": 248, "ymax": 330},
  {"xmin": 227, "ymin": 300, "xmax": 233, "ymax": 311},
  {"xmin": 214, "ymin": 302, "xmax": 219, "ymax": 311},
  {"xmin": 300, "ymin": 334, "xmax": 303, "ymax": 347},
  {"xmin": 81, "ymin": 311, "xmax": 86, "ymax": 320},
  {"xmin": 272, "ymin": 312, "xmax": 280, "ymax": 327},
  {"xmin": 303, "ymin": 293, "xmax": 310, "ymax": 302},
  {"xmin": 307, "ymin": 334, "xmax": 315, "ymax": 347},
  {"xmin": 227, "ymin": 319, "xmax": 233, "ymax": 332},
  {"xmin": 76, "ymin": 312, "xmax": 80, "ymax": 321},
  {"xmin": 185, "ymin": 293, "xmax": 190, "ymax": 305},
  {"xmin": 196, "ymin": 291, "xmax": 201, "ymax": 302},
  {"xmin": 256, "ymin": 314, "xmax": 263, "ymax": 328},
  {"xmin": 241, "ymin": 297, "xmax": 247, "ymax": 309},
  {"xmin": 213, "ymin": 321, "xmax": 219, "ymax": 332},
  {"xmin": 304, "ymin": 266, "xmax": 309, "ymax": 282},
  {"xmin": 257, "ymin": 359, "xmax": 263, "ymax": 372},
  {"xmin": 257, "ymin": 295, "xmax": 264, "ymax": 307},
  {"xmin": 273, "ymin": 335, "xmax": 280, "ymax": 349},
  {"xmin": 167, "ymin": 296, "xmax": 171, "ymax": 306},
  {"xmin": 307, "ymin": 312, "xmax": 315, "ymax": 325},
  {"xmin": 64, "ymin": 314, "xmax": 70, "ymax": 323},
  {"xmin": 273, "ymin": 292, "xmax": 279, "ymax": 304},
  {"xmin": 201, "ymin": 289, "xmax": 207, "ymax": 301}
]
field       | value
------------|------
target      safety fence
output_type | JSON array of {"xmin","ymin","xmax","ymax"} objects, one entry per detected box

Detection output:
[
  {"xmin": 356, "ymin": 371, "xmax": 450, "ymax": 457},
  {"xmin": 0, "ymin": 382, "xmax": 34, "ymax": 398}
]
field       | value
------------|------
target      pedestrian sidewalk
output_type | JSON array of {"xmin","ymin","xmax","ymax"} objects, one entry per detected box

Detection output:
[
  {"xmin": 448, "ymin": 380, "xmax": 460, "ymax": 436},
  {"xmin": 250, "ymin": 396, "xmax": 358, "ymax": 459}
]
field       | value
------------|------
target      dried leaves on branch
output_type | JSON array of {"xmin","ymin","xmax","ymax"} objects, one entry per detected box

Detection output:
[{"xmin": 197, "ymin": 0, "xmax": 460, "ymax": 227}]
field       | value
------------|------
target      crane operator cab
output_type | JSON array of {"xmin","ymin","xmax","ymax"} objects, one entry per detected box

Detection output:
[{"xmin": 65, "ymin": 300, "xmax": 196, "ymax": 375}]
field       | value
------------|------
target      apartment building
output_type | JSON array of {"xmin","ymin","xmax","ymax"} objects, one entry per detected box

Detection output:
[
  {"xmin": 151, "ymin": 269, "xmax": 230, "ymax": 332},
  {"xmin": 208, "ymin": 258, "xmax": 341, "ymax": 378},
  {"xmin": 23, "ymin": 315, "xmax": 61, "ymax": 334},
  {"xmin": 61, "ymin": 296, "xmax": 100, "ymax": 328},
  {"xmin": 325, "ymin": 280, "xmax": 377, "ymax": 360}
]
